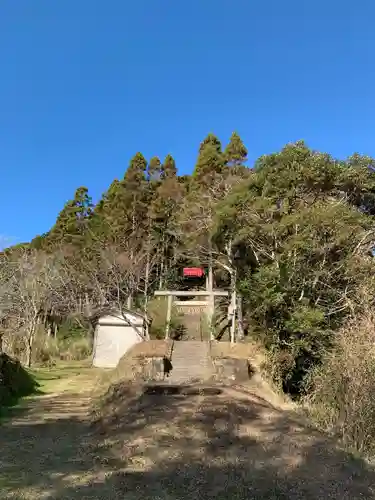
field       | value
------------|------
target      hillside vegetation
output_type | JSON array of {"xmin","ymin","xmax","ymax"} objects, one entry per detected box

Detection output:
[{"xmin": 2, "ymin": 134, "xmax": 375, "ymax": 452}]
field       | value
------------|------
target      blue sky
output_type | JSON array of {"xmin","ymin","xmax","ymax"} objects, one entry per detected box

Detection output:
[{"xmin": 1, "ymin": 0, "xmax": 374, "ymax": 245}]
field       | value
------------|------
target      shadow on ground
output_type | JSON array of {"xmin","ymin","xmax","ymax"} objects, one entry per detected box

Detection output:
[{"xmin": 1, "ymin": 382, "xmax": 375, "ymax": 499}]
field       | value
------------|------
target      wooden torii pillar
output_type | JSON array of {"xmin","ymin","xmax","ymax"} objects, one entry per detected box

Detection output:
[{"xmin": 154, "ymin": 289, "xmax": 229, "ymax": 341}]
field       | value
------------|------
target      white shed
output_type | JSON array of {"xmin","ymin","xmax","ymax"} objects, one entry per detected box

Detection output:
[{"xmin": 92, "ymin": 309, "xmax": 146, "ymax": 368}]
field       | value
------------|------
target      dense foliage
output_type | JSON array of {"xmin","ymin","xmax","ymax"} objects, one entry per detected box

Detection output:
[{"xmin": 1, "ymin": 134, "xmax": 375, "ymax": 396}]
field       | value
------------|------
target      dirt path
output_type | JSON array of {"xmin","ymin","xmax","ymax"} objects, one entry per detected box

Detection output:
[
  {"xmin": 2, "ymin": 373, "xmax": 375, "ymax": 499},
  {"xmin": 91, "ymin": 382, "xmax": 375, "ymax": 499},
  {"xmin": 0, "ymin": 370, "xmax": 110, "ymax": 500}
]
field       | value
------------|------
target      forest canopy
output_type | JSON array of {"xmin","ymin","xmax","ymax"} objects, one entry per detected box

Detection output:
[{"xmin": 1, "ymin": 133, "xmax": 375, "ymax": 396}]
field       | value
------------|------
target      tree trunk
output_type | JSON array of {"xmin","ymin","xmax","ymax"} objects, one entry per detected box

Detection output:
[
  {"xmin": 159, "ymin": 259, "xmax": 164, "ymax": 289},
  {"xmin": 143, "ymin": 249, "xmax": 150, "ymax": 341},
  {"xmin": 84, "ymin": 292, "xmax": 92, "ymax": 318},
  {"xmin": 144, "ymin": 217, "xmax": 151, "ymax": 314},
  {"xmin": 159, "ymin": 232, "xmax": 166, "ymax": 290},
  {"xmin": 207, "ymin": 253, "xmax": 215, "ymax": 340},
  {"xmin": 131, "ymin": 196, "xmax": 136, "ymax": 260},
  {"xmin": 229, "ymin": 280, "xmax": 236, "ymax": 344},
  {"xmin": 226, "ymin": 238, "xmax": 236, "ymax": 344},
  {"xmin": 127, "ymin": 295, "xmax": 132, "ymax": 309},
  {"xmin": 144, "ymin": 255, "xmax": 150, "ymax": 306},
  {"xmin": 237, "ymin": 294, "xmax": 244, "ymax": 340},
  {"xmin": 25, "ymin": 320, "xmax": 37, "ymax": 368}
]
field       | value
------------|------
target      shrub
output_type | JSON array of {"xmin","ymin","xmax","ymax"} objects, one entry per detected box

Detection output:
[
  {"xmin": 57, "ymin": 318, "xmax": 91, "ymax": 341},
  {"xmin": 303, "ymin": 312, "xmax": 375, "ymax": 456},
  {"xmin": 58, "ymin": 336, "xmax": 92, "ymax": 361},
  {"xmin": 0, "ymin": 353, "xmax": 39, "ymax": 409},
  {"xmin": 34, "ymin": 332, "xmax": 92, "ymax": 366}
]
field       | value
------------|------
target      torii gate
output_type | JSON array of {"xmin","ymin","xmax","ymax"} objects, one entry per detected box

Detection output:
[
  {"xmin": 154, "ymin": 265, "xmax": 231, "ymax": 341},
  {"xmin": 154, "ymin": 289, "xmax": 229, "ymax": 340}
]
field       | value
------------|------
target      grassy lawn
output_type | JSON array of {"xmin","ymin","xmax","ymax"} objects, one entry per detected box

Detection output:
[
  {"xmin": 0, "ymin": 360, "xmax": 98, "ymax": 421},
  {"xmin": 29, "ymin": 360, "xmax": 95, "ymax": 391}
]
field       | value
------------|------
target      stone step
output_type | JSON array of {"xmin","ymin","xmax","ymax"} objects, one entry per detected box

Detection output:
[{"xmin": 168, "ymin": 341, "xmax": 213, "ymax": 383}]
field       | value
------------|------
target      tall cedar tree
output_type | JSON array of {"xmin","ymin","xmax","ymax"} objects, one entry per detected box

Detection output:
[
  {"xmin": 148, "ymin": 156, "xmax": 162, "ymax": 184},
  {"xmin": 224, "ymin": 132, "xmax": 248, "ymax": 171},
  {"xmin": 88, "ymin": 179, "xmax": 121, "ymax": 239},
  {"xmin": 180, "ymin": 135, "xmax": 226, "ymax": 267},
  {"xmin": 192, "ymin": 134, "xmax": 224, "ymax": 186},
  {"xmin": 110, "ymin": 153, "xmax": 148, "ymax": 244},
  {"xmin": 47, "ymin": 187, "xmax": 93, "ymax": 248},
  {"xmin": 162, "ymin": 154, "xmax": 177, "ymax": 179},
  {"xmin": 149, "ymin": 154, "xmax": 184, "ymax": 286}
]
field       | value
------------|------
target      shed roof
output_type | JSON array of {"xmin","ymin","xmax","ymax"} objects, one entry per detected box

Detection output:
[{"xmin": 97, "ymin": 308, "xmax": 146, "ymax": 326}]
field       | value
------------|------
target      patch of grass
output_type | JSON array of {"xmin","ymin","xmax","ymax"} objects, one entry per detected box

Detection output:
[{"xmin": 29, "ymin": 362, "xmax": 99, "ymax": 394}]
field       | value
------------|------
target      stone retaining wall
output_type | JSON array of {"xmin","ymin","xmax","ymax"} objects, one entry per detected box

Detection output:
[
  {"xmin": 131, "ymin": 355, "xmax": 256, "ymax": 385},
  {"xmin": 211, "ymin": 357, "xmax": 253, "ymax": 384},
  {"xmin": 130, "ymin": 356, "xmax": 166, "ymax": 382}
]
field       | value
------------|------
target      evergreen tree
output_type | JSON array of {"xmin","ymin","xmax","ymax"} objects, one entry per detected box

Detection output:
[
  {"xmin": 149, "ymin": 167, "xmax": 185, "ymax": 287},
  {"xmin": 148, "ymin": 156, "xmax": 162, "ymax": 183},
  {"xmin": 116, "ymin": 152, "xmax": 148, "ymax": 243},
  {"xmin": 123, "ymin": 152, "xmax": 147, "ymax": 186},
  {"xmin": 193, "ymin": 134, "xmax": 224, "ymax": 184},
  {"xmin": 224, "ymin": 132, "xmax": 248, "ymax": 168},
  {"xmin": 86, "ymin": 180, "xmax": 121, "ymax": 241},
  {"xmin": 48, "ymin": 187, "xmax": 93, "ymax": 247},
  {"xmin": 199, "ymin": 133, "xmax": 222, "ymax": 153},
  {"xmin": 162, "ymin": 154, "xmax": 177, "ymax": 179}
]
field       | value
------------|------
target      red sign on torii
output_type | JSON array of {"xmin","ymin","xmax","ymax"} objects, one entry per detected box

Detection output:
[{"xmin": 183, "ymin": 267, "xmax": 205, "ymax": 278}]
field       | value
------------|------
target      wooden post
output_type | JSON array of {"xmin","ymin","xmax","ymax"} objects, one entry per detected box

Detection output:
[
  {"xmin": 230, "ymin": 286, "xmax": 236, "ymax": 344},
  {"xmin": 207, "ymin": 263, "xmax": 215, "ymax": 340},
  {"xmin": 165, "ymin": 294, "xmax": 173, "ymax": 340}
]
